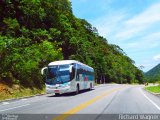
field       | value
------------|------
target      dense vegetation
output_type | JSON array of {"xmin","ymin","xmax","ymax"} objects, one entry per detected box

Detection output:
[
  {"xmin": 0, "ymin": 0, "xmax": 144, "ymax": 89},
  {"xmin": 145, "ymin": 64, "xmax": 160, "ymax": 83}
]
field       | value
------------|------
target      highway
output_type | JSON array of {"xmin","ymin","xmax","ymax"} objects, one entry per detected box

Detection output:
[{"xmin": 0, "ymin": 84, "xmax": 160, "ymax": 120}]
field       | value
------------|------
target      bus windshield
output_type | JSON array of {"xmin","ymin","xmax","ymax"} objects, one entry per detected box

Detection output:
[{"xmin": 46, "ymin": 64, "xmax": 71, "ymax": 85}]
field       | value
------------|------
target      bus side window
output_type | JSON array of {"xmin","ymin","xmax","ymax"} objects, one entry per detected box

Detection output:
[
  {"xmin": 76, "ymin": 64, "xmax": 80, "ymax": 81},
  {"xmin": 76, "ymin": 72, "xmax": 79, "ymax": 81},
  {"xmin": 76, "ymin": 66, "xmax": 79, "ymax": 81}
]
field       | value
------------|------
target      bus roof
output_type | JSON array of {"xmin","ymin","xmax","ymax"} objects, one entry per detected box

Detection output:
[{"xmin": 48, "ymin": 60, "xmax": 93, "ymax": 70}]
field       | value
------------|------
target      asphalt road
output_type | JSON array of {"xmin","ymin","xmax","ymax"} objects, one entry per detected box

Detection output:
[{"xmin": 0, "ymin": 84, "xmax": 160, "ymax": 120}]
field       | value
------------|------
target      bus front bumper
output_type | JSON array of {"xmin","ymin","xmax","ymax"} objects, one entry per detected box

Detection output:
[{"xmin": 46, "ymin": 86, "xmax": 72, "ymax": 94}]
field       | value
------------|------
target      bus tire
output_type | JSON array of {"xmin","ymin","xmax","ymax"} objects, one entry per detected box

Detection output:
[
  {"xmin": 90, "ymin": 83, "xmax": 92, "ymax": 90},
  {"xmin": 75, "ymin": 85, "xmax": 79, "ymax": 95},
  {"xmin": 55, "ymin": 93, "xmax": 60, "ymax": 96}
]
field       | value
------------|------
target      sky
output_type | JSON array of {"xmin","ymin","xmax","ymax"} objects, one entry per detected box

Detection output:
[{"xmin": 70, "ymin": 0, "xmax": 160, "ymax": 72}]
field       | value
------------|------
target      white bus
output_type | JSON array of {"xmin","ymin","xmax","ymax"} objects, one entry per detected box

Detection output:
[{"xmin": 41, "ymin": 60, "xmax": 94, "ymax": 95}]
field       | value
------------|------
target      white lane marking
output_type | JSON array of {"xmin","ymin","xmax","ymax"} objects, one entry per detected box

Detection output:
[
  {"xmin": 0, "ymin": 100, "xmax": 21, "ymax": 107},
  {"xmin": 0, "ymin": 98, "xmax": 29, "ymax": 107},
  {"xmin": 21, "ymin": 99, "xmax": 27, "ymax": 101},
  {"xmin": 2, "ymin": 102, "xmax": 9, "ymax": 105},
  {"xmin": 141, "ymin": 89, "xmax": 160, "ymax": 111},
  {"xmin": 0, "ymin": 104, "xmax": 30, "ymax": 112}
]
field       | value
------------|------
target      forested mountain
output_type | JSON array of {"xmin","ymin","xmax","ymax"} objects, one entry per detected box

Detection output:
[
  {"xmin": 0, "ymin": 0, "xmax": 144, "ymax": 89},
  {"xmin": 145, "ymin": 64, "xmax": 160, "ymax": 83}
]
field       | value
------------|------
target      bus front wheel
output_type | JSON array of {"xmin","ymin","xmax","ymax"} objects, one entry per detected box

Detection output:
[
  {"xmin": 55, "ymin": 93, "xmax": 60, "ymax": 96},
  {"xmin": 75, "ymin": 85, "xmax": 79, "ymax": 95},
  {"xmin": 90, "ymin": 83, "xmax": 92, "ymax": 90}
]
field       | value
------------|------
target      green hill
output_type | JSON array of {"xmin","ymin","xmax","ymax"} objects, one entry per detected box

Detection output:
[
  {"xmin": 145, "ymin": 64, "xmax": 160, "ymax": 82},
  {"xmin": 0, "ymin": 0, "xmax": 144, "ymax": 89}
]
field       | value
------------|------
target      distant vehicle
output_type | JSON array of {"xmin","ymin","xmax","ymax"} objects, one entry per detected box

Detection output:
[{"xmin": 41, "ymin": 60, "xmax": 94, "ymax": 95}]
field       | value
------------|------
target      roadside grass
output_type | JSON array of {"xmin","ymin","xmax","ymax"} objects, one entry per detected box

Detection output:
[
  {"xmin": 145, "ymin": 85, "xmax": 160, "ymax": 93},
  {"xmin": 0, "ymin": 83, "xmax": 45, "ymax": 101},
  {"xmin": 95, "ymin": 83, "xmax": 100, "ymax": 86},
  {"xmin": 94, "ymin": 82, "xmax": 117, "ymax": 86},
  {"xmin": 131, "ymin": 83, "xmax": 139, "ymax": 85}
]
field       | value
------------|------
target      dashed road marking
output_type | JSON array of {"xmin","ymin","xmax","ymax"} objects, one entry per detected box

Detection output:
[
  {"xmin": 21, "ymin": 99, "xmax": 27, "ymax": 101},
  {"xmin": 0, "ymin": 104, "xmax": 30, "ymax": 112},
  {"xmin": 2, "ymin": 102, "xmax": 9, "ymax": 105}
]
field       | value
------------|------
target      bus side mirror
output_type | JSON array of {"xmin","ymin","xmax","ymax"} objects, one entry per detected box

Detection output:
[{"xmin": 41, "ymin": 67, "xmax": 47, "ymax": 75}]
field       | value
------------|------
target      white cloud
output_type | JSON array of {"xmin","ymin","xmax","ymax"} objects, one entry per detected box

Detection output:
[
  {"xmin": 92, "ymin": 2, "xmax": 160, "ymax": 43},
  {"xmin": 123, "ymin": 32, "xmax": 160, "ymax": 50},
  {"xmin": 92, "ymin": 2, "xmax": 160, "ymax": 53},
  {"xmin": 91, "ymin": 11, "xmax": 126, "ymax": 37},
  {"xmin": 93, "ymin": 14, "xmax": 125, "ymax": 37},
  {"xmin": 114, "ymin": 3, "xmax": 160, "ymax": 40},
  {"xmin": 126, "ymin": 3, "xmax": 160, "ymax": 26},
  {"xmin": 153, "ymin": 54, "xmax": 160, "ymax": 61}
]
